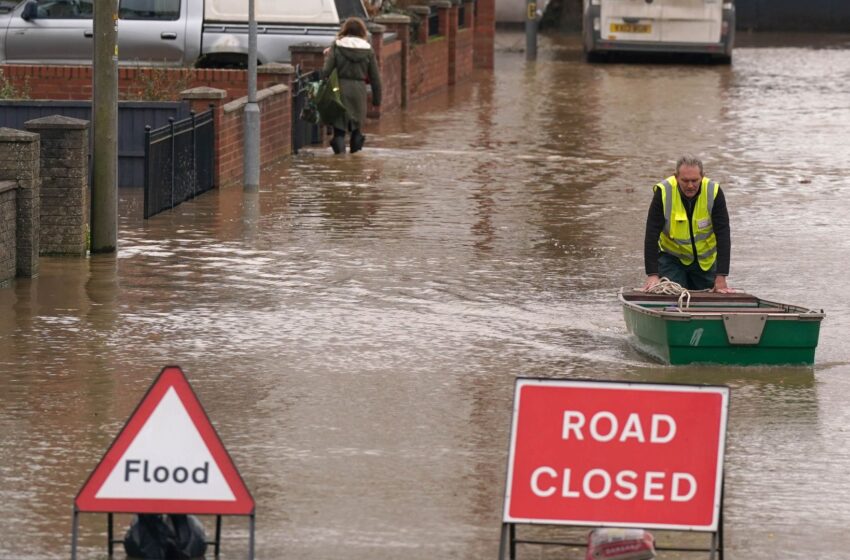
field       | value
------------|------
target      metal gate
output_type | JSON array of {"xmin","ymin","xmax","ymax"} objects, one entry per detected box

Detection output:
[
  {"xmin": 291, "ymin": 66, "xmax": 322, "ymax": 154},
  {"xmin": 143, "ymin": 109, "xmax": 215, "ymax": 219}
]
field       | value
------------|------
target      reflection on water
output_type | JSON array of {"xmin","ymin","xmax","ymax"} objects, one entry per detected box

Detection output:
[{"xmin": 2, "ymin": 32, "xmax": 850, "ymax": 559}]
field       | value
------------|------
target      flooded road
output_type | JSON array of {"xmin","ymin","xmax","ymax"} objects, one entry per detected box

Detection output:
[{"xmin": 2, "ymin": 31, "xmax": 850, "ymax": 559}]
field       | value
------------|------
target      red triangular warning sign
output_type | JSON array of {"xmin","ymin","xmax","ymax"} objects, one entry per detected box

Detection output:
[{"xmin": 75, "ymin": 366, "xmax": 254, "ymax": 515}]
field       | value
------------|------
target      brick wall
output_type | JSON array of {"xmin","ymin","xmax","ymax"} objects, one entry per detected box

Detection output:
[
  {"xmin": 410, "ymin": 37, "xmax": 450, "ymax": 101},
  {"xmin": 0, "ymin": 128, "xmax": 40, "ymax": 280},
  {"xmin": 0, "ymin": 182, "xmax": 15, "ymax": 286},
  {"xmin": 474, "ymin": 0, "xmax": 496, "ymax": 69},
  {"xmin": 454, "ymin": 28, "xmax": 475, "ymax": 83},
  {"xmin": 372, "ymin": 39, "xmax": 403, "ymax": 117},
  {"xmin": 0, "ymin": 65, "xmax": 287, "ymax": 103},
  {"xmin": 289, "ymin": 44, "xmax": 327, "ymax": 75},
  {"xmin": 215, "ymin": 84, "xmax": 292, "ymax": 186}
]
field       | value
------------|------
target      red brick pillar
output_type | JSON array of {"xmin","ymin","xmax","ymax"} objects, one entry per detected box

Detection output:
[
  {"xmin": 447, "ymin": 0, "xmax": 460, "ymax": 85},
  {"xmin": 367, "ymin": 22, "xmax": 387, "ymax": 119},
  {"xmin": 474, "ymin": 0, "xmax": 495, "ymax": 69},
  {"xmin": 289, "ymin": 43, "xmax": 328, "ymax": 75},
  {"xmin": 257, "ymin": 62, "xmax": 295, "ymax": 90},
  {"xmin": 180, "ymin": 86, "xmax": 227, "ymax": 187},
  {"xmin": 375, "ymin": 13, "xmax": 412, "ymax": 108},
  {"xmin": 462, "ymin": 0, "xmax": 475, "ymax": 29},
  {"xmin": 435, "ymin": 1, "xmax": 451, "ymax": 38},
  {"xmin": 409, "ymin": 5, "xmax": 430, "ymax": 43}
]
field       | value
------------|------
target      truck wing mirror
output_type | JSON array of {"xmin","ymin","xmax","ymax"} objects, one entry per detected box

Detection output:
[{"xmin": 21, "ymin": 0, "xmax": 38, "ymax": 21}]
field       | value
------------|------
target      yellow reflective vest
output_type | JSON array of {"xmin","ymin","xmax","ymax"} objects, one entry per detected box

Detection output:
[{"xmin": 655, "ymin": 176, "xmax": 719, "ymax": 271}]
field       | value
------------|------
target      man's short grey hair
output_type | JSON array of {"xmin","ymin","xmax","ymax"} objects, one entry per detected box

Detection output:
[{"xmin": 676, "ymin": 155, "xmax": 704, "ymax": 176}]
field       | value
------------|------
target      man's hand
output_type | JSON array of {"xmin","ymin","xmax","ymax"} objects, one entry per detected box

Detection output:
[
  {"xmin": 712, "ymin": 275, "xmax": 734, "ymax": 294},
  {"xmin": 641, "ymin": 274, "xmax": 661, "ymax": 292}
]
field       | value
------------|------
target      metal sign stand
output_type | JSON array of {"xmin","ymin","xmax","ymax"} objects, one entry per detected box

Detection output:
[
  {"xmin": 498, "ymin": 487, "xmax": 724, "ymax": 560},
  {"xmin": 71, "ymin": 509, "xmax": 255, "ymax": 559}
]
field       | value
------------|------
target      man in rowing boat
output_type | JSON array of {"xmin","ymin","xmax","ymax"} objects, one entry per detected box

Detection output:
[{"xmin": 642, "ymin": 155, "xmax": 733, "ymax": 293}]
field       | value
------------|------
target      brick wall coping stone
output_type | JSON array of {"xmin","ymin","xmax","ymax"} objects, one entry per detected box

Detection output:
[
  {"xmin": 290, "ymin": 42, "xmax": 329, "ymax": 53},
  {"xmin": 407, "ymin": 5, "xmax": 431, "ymax": 16},
  {"xmin": 23, "ymin": 115, "xmax": 89, "ymax": 130},
  {"xmin": 367, "ymin": 22, "xmax": 388, "ymax": 33},
  {"xmin": 259, "ymin": 63, "xmax": 295, "ymax": 75},
  {"xmin": 181, "ymin": 86, "xmax": 227, "ymax": 100},
  {"xmin": 429, "ymin": 0, "xmax": 453, "ymax": 8},
  {"xmin": 223, "ymin": 83, "xmax": 289, "ymax": 114},
  {"xmin": 374, "ymin": 13, "xmax": 412, "ymax": 24},
  {"xmin": 0, "ymin": 180, "xmax": 16, "ymax": 195},
  {"xmin": 0, "ymin": 127, "xmax": 39, "ymax": 142}
]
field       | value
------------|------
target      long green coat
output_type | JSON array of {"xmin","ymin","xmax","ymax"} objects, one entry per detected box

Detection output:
[{"xmin": 321, "ymin": 36, "xmax": 382, "ymax": 131}]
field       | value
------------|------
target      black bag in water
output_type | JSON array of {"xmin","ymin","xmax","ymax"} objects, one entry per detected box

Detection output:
[
  {"xmin": 123, "ymin": 514, "xmax": 207, "ymax": 559},
  {"xmin": 123, "ymin": 514, "xmax": 174, "ymax": 559},
  {"xmin": 168, "ymin": 514, "xmax": 208, "ymax": 559}
]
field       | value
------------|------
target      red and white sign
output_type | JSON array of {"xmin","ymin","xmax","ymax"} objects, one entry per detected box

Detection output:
[
  {"xmin": 75, "ymin": 366, "xmax": 254, "ymax": 515},
  {"xmin": 503, "ymin": 379, "xmax": 729, "ymax": 531}
]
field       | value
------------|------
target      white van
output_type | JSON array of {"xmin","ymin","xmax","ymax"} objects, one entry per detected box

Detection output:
[{"xmin": 582, "ymin": 0, "xmax": 735, "ymax": 63}]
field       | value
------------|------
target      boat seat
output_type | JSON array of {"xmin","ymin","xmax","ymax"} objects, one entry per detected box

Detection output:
[{"xmin": 667, "ymin": 306, "xmax": 787, "ymax": 314}]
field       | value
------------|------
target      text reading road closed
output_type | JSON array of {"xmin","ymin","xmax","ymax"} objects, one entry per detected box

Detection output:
[
  {"xmin": 504, "ymin": 380, "xmax": 728, "ymax": 530},
  {"xmin": 124, "ymin": 460, "xmax": 210, "ymax": 484},
  {"xmin": 531, "ymin": 410, "xmax": 695, "ymax": 503}
]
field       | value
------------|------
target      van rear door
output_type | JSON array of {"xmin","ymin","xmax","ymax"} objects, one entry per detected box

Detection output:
[{"xmin": 601, "ymin": 0, "xmax": 722, "ymax": 45}]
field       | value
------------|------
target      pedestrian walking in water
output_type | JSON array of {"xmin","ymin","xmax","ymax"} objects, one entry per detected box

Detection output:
[
  {"xmin": 322, "ymin": 17, "xmax": 382, "ymax": 155},
  {"xmin": 642, "ymin": 155, "xmax": 733, "ymax": 293}
]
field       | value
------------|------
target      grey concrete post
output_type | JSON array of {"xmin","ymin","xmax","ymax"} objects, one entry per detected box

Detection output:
[
  {"xmin": 0, "ymin": 127, "xmax": 40, "ymax": 279},
  {"xmin": 526, "ymin": 0, "xmax": 538, "ymax": 60},
  {"xmin": 25, "ymin": 115, "xmax": 90, "ymax": 256},
  {"xmin": 243, "ymin": 0, "xmax": 260, "ymax": 191},
  {"xmin": 91, "ymin": 0, "xmax": 119, "ymax": 253}
]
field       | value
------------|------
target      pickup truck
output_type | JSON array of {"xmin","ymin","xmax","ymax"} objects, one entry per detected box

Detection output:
[{"xmin": 0, "ymin": 0, "xmax": 367, "ymax": 67}]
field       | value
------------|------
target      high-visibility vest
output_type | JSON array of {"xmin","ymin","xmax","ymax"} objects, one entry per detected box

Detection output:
[{"xmin": 655, "ymin": 175, "xmax": 719, "ymax": 271}]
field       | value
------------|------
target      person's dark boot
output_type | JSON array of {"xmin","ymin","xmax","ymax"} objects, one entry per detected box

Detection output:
[
  {"xmin": 330, "ymin": 134, "xmax": 346, "ymax": 155},
  {"xmin": 350, "ymin": 130, "xmax": 365, "ymax": 154}
]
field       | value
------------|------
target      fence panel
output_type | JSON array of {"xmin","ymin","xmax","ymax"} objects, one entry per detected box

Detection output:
[{"xmin": 0, "ymin": 100, "xmax": 190, "ymax": 187}]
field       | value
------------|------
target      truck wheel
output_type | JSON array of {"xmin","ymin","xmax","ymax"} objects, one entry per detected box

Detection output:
[{"xmin": 196, "ymin": 54, "xmax": 249, "ymax": 69}]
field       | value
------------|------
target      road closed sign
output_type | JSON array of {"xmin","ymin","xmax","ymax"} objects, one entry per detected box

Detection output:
[
  {"xmin": 503, "ymin": 379, "xmax": 729, "ymax": 531},
  {"xmin": 75, "ymin": 366, "xmax": 254, "ymax": 515}
]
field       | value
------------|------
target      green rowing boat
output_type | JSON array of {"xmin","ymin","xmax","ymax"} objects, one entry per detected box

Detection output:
[{"xmin": 619, "ymin": 289, "xmax": 825, "ymax": 366}]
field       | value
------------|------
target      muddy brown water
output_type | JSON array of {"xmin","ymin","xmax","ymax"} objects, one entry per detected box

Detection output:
[{"xmin": 2, "ymin": 32, "xmax": 850, "ymax": 559}]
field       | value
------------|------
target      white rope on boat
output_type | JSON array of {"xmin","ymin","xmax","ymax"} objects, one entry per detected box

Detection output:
[{"xmin": 642, "ymin": 277, "xmax": 710, "ymax": 310}]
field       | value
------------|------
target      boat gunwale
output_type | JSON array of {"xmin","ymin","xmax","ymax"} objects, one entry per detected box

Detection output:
[{"xmin": 618, "ymin": 288, "xmax": 825, "ymax": 321}]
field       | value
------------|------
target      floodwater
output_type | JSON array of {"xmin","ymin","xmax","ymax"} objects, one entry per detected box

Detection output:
[{"xmin": 2, "ymin": 31, "xmax": 850, "ymax": 559}]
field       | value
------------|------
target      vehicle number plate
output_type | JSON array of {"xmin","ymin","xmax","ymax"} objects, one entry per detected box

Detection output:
[{"xmin": 610, "ymin": 23, "xmax": 652, "ymax": 33}]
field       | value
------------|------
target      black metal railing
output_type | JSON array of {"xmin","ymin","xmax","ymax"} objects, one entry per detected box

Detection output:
[
  {"xmin": 459, "ymin": 4, "xmax": 467, "ymax": 28},
  {"xmin": 143, "ymin": 108, "xmax": 215, "ymax": 219},
  {"xmin": 292, "ymin": 66, "xmax": 322, "ymax": 154},
  {"xmin": 428, "ymin": 6, "xmax": 440, "ymax": 38}
]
